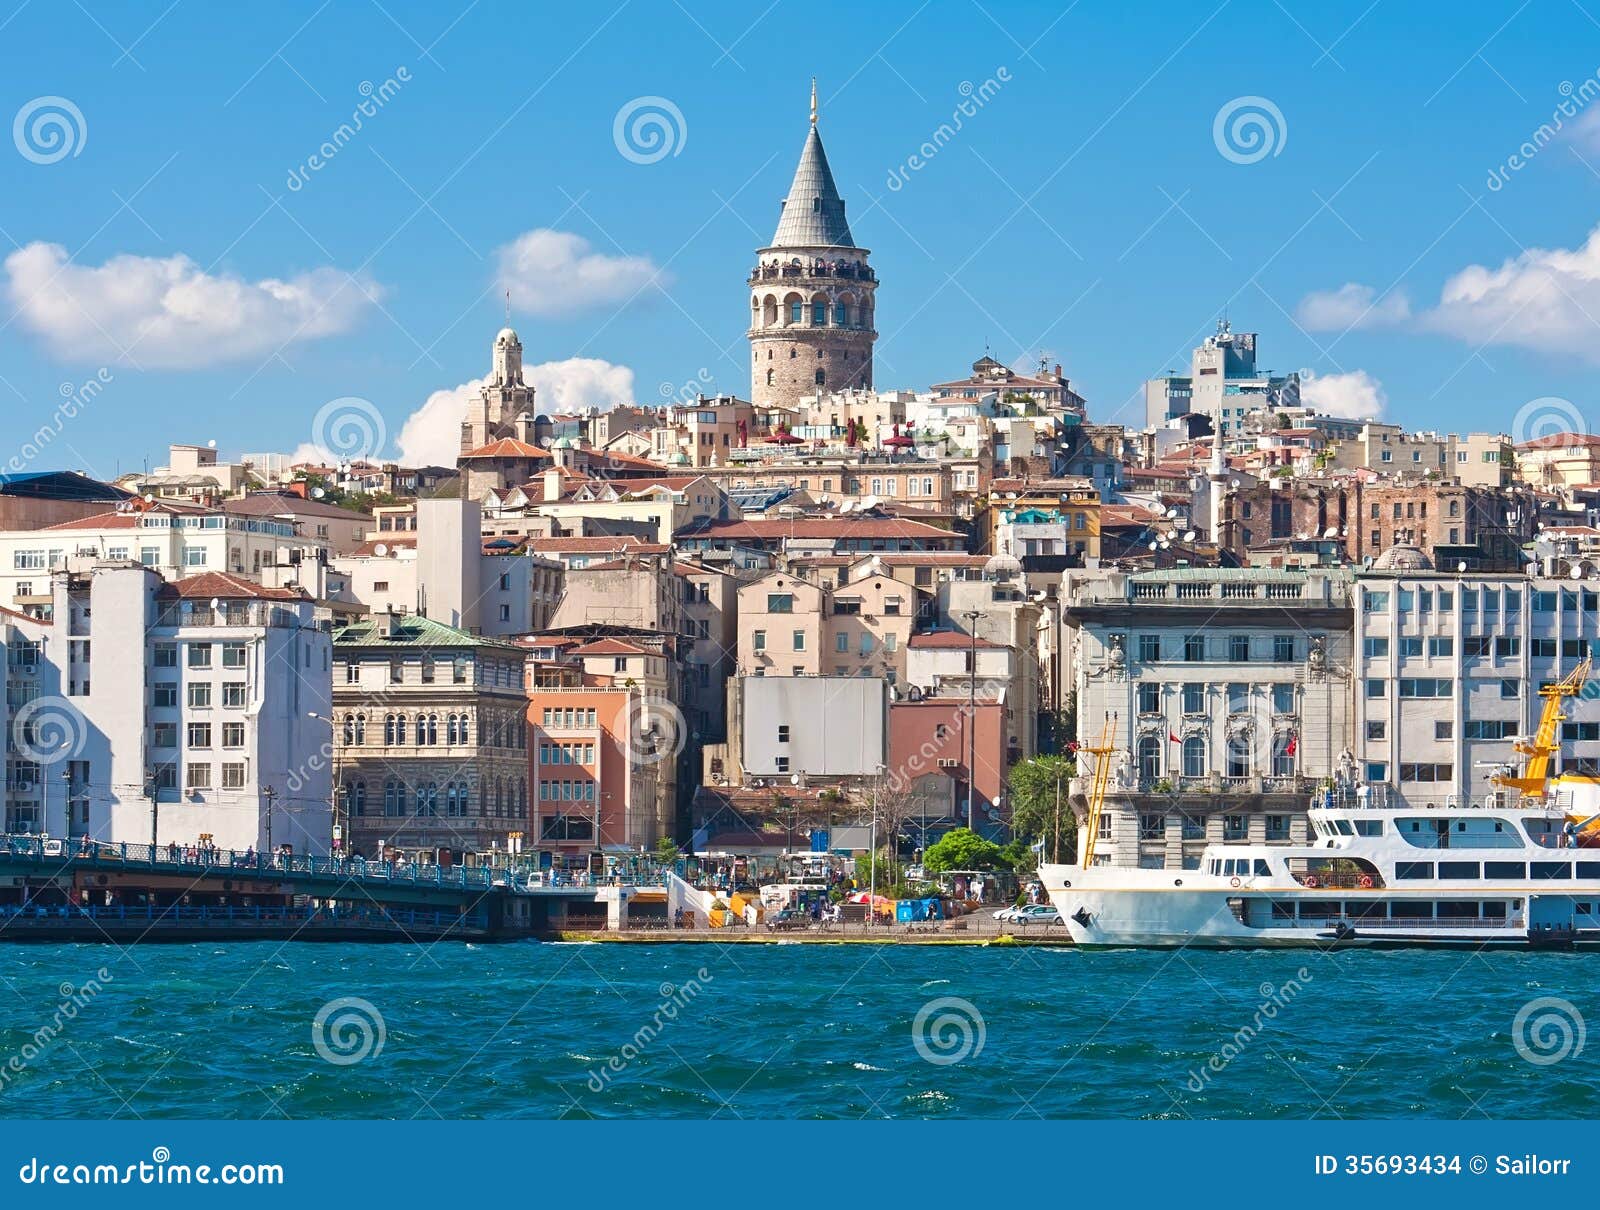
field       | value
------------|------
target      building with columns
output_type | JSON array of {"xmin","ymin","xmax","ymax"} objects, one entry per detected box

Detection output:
[{"xmin": 749, "ymin": 85, "xmax": 876, "ymax": 408}]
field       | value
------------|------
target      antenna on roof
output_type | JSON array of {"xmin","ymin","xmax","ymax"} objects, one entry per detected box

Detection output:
[
  {"xmin": 810, "ymin": 77, "xmax": 818, "ymax": 126},
  {"xmin": 504, "ymin": 289, "xmax": 511, "ymax": 324}
]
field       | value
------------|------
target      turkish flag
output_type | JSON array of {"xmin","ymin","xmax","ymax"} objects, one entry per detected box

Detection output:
[
  {"xmin": 1285, "ymin": 733, "xmax": 1299, "ymax": 757},
  {"xmin": 1168, "ymin": 730, "xmax": 1180, "ymax": 744}
]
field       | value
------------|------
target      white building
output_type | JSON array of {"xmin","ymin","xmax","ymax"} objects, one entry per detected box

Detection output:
[
  {"xmin": 1, "ymin": 499, "xmax": 331, "ymax": 620},
  {"xmin": 1064, "ymin": 567, "xmax": 1355, "ymax": 869},
  {"xmin": 3, "ymin": 564, "xmax": 332, "ymax": 853},
  {"xmin": 1352, "ymin": 547, "xmax": 1600, "ymax": 806}
]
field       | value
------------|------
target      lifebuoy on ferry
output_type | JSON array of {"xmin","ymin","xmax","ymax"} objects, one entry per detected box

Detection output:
[
  {"xmin": 1358, "ymin": 875, "xmax": 1374, "ymax": 889},
  {"xmin": 1304, "ymin": 875, "xmax": 1319, "ymax": 888},
  {"xmin": 1229, "ymin": 877, "xmax": 1241, "ymax": 888}
]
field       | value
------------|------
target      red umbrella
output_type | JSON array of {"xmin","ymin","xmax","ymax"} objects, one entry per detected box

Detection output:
[
  {"xmin": 882, "ymin": 421, "xmax": 914, "ymax": 449},
  {"xmin": 765, "ymin": 422, "xmax": 803, "ymax": 445}
]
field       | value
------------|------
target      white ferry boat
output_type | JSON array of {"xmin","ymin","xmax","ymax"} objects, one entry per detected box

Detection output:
[{"xmin": 1040, "ymin": 776, "xmax": 1600, "ymax": 948}]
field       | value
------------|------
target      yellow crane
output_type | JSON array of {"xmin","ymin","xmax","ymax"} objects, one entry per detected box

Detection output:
[
  {"xmin": 1492, "ymin": 656, "xmax": 1592, "ymax": 804},
  {"xmin": 1078, "ymin": 714, "xmax": 1119, "ymax": 868}
]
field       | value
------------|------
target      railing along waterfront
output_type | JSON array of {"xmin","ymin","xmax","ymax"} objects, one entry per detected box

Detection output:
[{"xmin": 0, "ymin": 902, "xmax": 487, "ymax": 931}]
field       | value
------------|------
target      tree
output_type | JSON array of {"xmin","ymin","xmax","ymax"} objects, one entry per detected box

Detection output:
[
  {"xmin": 652, "ymin": 837, "xmax": 681, "ymax": 866},
  {"xmin": 923, "ymin": 827, "xmax": 1009, "ymax": 873},
  {"xmin": 1007, "ymin": 754, "xmax": 1077, "ymax": 863}
]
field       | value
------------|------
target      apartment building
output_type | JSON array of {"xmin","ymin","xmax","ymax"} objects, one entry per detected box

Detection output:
[
  {"xmin": 736, "ymin": 570, "xmax": 924, "ymax": 684},
  {"xmin": 1064, "ymin": 568, "xmax": 1355, "ymax": 869},
  {"xmin": 332, "ymin": 610, "xmax": 530, "ymax": 861},
  {"xmin": 1351, "ymin": 552, "xmax": 1600, "ymax": 807},
  {"xmin": 3, "ymin": 565, "xmax": 332, "ymax": 851}
]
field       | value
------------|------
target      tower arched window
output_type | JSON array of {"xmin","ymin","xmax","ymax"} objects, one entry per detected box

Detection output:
[
  {"xmin": 834, "ymin": 302, "xmax": 847, "ymax": 325},
  {"xmin": 1182, "ymin": 735, "xmax": 1206, "ymax": 779},
  {"xmin": 811, "ymin": 301, "xmax": 827, "ymax": 325},
  {"xmin": 789, "ymin": 300, "xmax": 803, "ymax": 324},
  {"xmin": 766, "ymin": 369, "xmax": 775, "ymax": 386},
  {"xmin": 815, "ymin": 370, "xmax": 826, "ymax": 387}
]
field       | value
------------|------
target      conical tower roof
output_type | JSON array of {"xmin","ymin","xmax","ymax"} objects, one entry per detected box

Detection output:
[{"xmin": 769, "ymin": 84, "xmax": 856, "ymax": 249}]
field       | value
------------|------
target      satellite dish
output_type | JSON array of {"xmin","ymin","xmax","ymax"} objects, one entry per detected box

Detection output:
[
  {"xmin": 1323, "ymin": 526, "xmax": 1338, "ymax": 538},
  {"xmin": 789, "ymin": 773, "xmax": 801, "ymax": 786},
  {"xmin": 374, "ymin": 543, "xmax": 388, "ymax": 557},
  {"xmin": 311, "ymin": 486, "xmax": 326, "ymax": 500},
  {"xmin": 1166, "ymin": 507, "xmax": 1179, "ymax": 518},
  {"xmin": 1572, "ymin": 565, "xmax": 1586, "ymax": 581},
  {"xmin": 1457, "ymin": 561, "xmax": 1468, "ymax": 573},
  {"xmin": 209, "ymin": 598, "xmax": 221, "ymax": 610},
  {"xmin": 143, "ymin": 493, "xmax": 154, "ymax": 503},
  {"xmin": 1148, "ymin": 540, "xmax": 1159, "ymax": 550},
  {"xmin": 1183, "ymin": 530, "xmax": 1197, "ymax": 542},
  {"xmin": 1229, "ymin": 478, "xmax": 1241, "ymax": 488},
  {"xmin": 206, "ymin": 439, "xmax": 217, "ymax": 449}
]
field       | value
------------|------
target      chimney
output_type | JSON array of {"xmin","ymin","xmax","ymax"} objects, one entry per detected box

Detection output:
[
  {"xmin": 515, "ymin": 412, "xmax": 535, "ymax": 444},
  {"xmin": 542, "ymin": 467, "xmax": 564, "ymax": 503},
  {"xmin": 1053, "ymin": 363, "xmax": 1062, "ymax": 379}
]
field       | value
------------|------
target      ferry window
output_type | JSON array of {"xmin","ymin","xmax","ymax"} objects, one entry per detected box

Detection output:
[
  {"xmin": 1577, "ymin": 863, "xmax": 1600, "ymax": 879},
  {"xmin": 1531, "ymin": 862, "xmax": 1572, "ymax": 880},
  {"xmin": 1333, "ymin": 819, "xmax": 1355, "ymax": 835},
  {"xmin": 1299, "ymin": 901, "xmax": 1340, "ymax": 918},
  {"xmin": 1254, "ymin": 859, "xmax": 1271, "ymax": 876},
  {"xmin": 1354, "ymin": 820, "xmax": 1384, "ymax": 837},
  {"xmin": 1348, "ymin": 900, "xmax": 1386, "ymax": 919},
  {"xmin": 1484, "ymin": 862, "xmax": 1526, "ymax": 880},
  {"xmin": 1482, "ymin": 902, "xmax": 1508, "ymax": 919},
  {"xmin": 1270, "ymin": 901, "xmax": 1295, "ymax": 920},
  {"xmin": 1396, "ymin": 862, "xmax": 1434, "ymax": 880},
  {"xmin": 1438, "ymin": 861, "xmax": 1480, "ymax": 879},
  {"xmin": 1391, "ymin": 901, "xmax": 1433, "ymax": 918},
  {"xmin": 1437, "ymin": 901, "xmax": 1480, "ymax": 919},
  {"xmin": 1579, "ymin": 904, "xmax": 1594, "ymax": 916}
]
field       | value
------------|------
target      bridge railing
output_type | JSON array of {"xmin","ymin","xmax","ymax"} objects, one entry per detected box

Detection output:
[
  {"xmin": 0, "ymin": 902, "xmax": 488, "ymax": 931},
  {"xmin": 0, "ymin": 835, "xmax": 500, "ymax": 890}
]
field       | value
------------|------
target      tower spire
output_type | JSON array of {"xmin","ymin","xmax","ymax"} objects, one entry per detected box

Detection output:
[{"xmin": 810, "ymin": 77, "xmax": 818, "ymax": 126}]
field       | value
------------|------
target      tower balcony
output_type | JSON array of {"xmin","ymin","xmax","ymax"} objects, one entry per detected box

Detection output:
[{"xmin": 749, "ymin": 262, "xmax": 876, "ymax": 285}]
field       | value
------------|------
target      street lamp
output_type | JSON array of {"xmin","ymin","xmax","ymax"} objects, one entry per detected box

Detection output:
[
  {"xmin": 961, "ymin": 609, "xmax": 983, "ymax": 831},
  {"xmin": 307, "ymin": 711, "xmax": 342, "ymax": 856}
]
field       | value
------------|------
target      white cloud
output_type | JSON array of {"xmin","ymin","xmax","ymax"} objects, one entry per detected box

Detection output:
[
  {"xmin": 4, "ymin": 241, "xmax": 379, "ymax": 368},
  {"xmin": 1299, "ymin": 368, "xmax": 1386, "ymax": 419},
  {"xmin": 395, "ymin": 357, "xmax": 637, "ymax": 465},
  {"xmin": 1297, "ymin": 221, "xmax": 1600, "ymax": 362},
  {"xmin": 1562, "ymin": 105, "xmax": 1600, "ymax": 156},
  {"xmin": 1296, "ymin": 282, "xmax": 1410, "ymax": 331},
  {"xmin": 495, "ymin": 229, "xmax": 664, "ymax": 317}
]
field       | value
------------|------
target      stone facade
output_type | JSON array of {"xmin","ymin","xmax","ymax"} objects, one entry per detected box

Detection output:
[{"xmin": 749, "ymin": 99, "xmax": 876, "ymax": 408}]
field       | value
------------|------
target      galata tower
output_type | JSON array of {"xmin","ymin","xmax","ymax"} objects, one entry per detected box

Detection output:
[{"xmin": 748, "ymin": 81, "xmax": 877, "ymax": 408}]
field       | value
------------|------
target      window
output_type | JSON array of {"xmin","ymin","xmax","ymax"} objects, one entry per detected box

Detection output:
[
  {"xmin": 1398, "ymin": 678, "xmax": 1452, "ymax": 698},
  {"xmin": 1137, "ymin": 635, "xmax": 1161, "ymax": 662},
  {"xmin": 1364, "ymin": 590, "xmax": 1389, "ymax": 613},
  {"xmin": 1228, "ymin": 635, "xmax": 1251, "ymax": 662},
  {"xmin": 767, "ymin": 593, "xmax": 794, "ymax": 613},
  {"xmin": 152, "ymin": 683, "xmax": 178, "ymax": 709},
  {"xmin": 1434, "ymin": 720, "xmax": 1454, "ymax": 740},
  {"xmin": 188, "ymin": 643, "xmax": 213, "ymax": 669},
  {"xmin": 221, "ymin": 643, "xmax": 246, "ymax": 668},
  {"xmin": 1137, "ymin": 683, "xmax": 1161, "ymax": 714},
  {"xmin": 222, "ymin": 722, "xmax": 245, "ymax": 748},
  {"xmin": 1272, "ymin": 635, "xmax": 1294, "ymax": 663},
  {"xmin": 1366, "ymin": 720, "xmax": 1386, "ymax": 741},
  {"xmin": 792, "ymin": 630, "xmax": 805, "ymax": 651},
  {"xmin": 1500, "ymin": 679, "xmax": 1521, "ymax": 699},
  {"xmin": 1399, "ymin": 763, "xmax": 1453, "ymax": 782},
  {"xmin": 222, "ymin": 682, "xmax": 246, "ymax": 708},
  {"xmin": 186, "ymin": 722, "xmax": 211, "ymax": 748},
  {"xmin": 1398, "ymin": 637, "xmax": 1422, "ymax": 657},
  {"xmin": 1139, "ymin": 814, "xmax": 1166, "ymax": 840},
  {"xmin": 151, "ymin": 722, "xmax": 177, "ymax": 748},
  {"xmin": 1182, "ymin": 683, "xmax": 1205, "ymax": 714},
  {"xmin": 775, "ymin": 756, "xmax": 790, "ymax": 773},
  {"xmin": 1226, "ymin": 683, "xmax": 1249, "ymax": 713},
  {"xmin": 1265, "ymin": 815, "xmax": 1289, "ymax": 841},
  {"xmin": 1183, "ymin": 635, "xmax": 1205, "ymax": 662},
  {"xmin": 221, "ymin": 763, "xmax": 246, "ymax": 790},
  {"xmin": 1271, "ymin": 683, "xmax": 1295, "ymax": 714},
  {"xmin": 835, "ymin": 633, "xmax": 848, "ymax": 653},
  {"xmin": 1428, "ymin": 636, "xmax": 1453, "ymax": 657},
  {"xmin": 1182, "ymin": 735, "xmax": 1205, "ymax": 777},
  {"xmin": 187, "ymin": 683, "xmax": 211, "ymax": 709},
  {"xmin": 1363, "ymin": 637, "xmax": 1390, "ymax": 659},
  {"xmin": 153, "ymin": 643, "xmax": 177, "ymax": 667},
  {"xmin": 186, "ymin": 763, "xmax": 212, "ymax": 790},
  {"xmin": 753, "ymin": 630, "xmax": 766, "ymax": 652}
]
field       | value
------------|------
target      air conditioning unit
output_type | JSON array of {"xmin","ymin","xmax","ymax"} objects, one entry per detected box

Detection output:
[{"xmin": 937, "ymin": 758, "xmax": 959, "ymax": 769}]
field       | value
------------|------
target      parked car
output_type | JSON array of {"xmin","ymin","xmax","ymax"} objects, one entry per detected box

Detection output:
[{"xmin": 1001, "ymin": 904, "xmax": 1064, "ymax": 926}]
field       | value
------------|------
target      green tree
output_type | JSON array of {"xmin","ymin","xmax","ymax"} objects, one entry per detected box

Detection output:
[
  {"xmin": 923, "ymin": 827, "xmax": 1009, "ymax": 873},
  {"xmin": 652, "ymin": 837, "xmax": 681, "ymax": 866},
  {"xmin": 1007, "ymin": 754, "xmax": 1077, "ymax": 863}
]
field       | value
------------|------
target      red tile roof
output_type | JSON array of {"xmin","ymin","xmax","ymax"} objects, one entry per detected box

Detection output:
[
  {"xmin": 1517, "ymin": 431, "xmax": 1600, "ymax": 451},
  {"xmin": 684, "ymin": 516, "xmax": 961, "ymax": 541},
  {"xmin": 42, "ymin": 510, "xmax": 139, "ymax": 530},
  {"xmin": 908, "ymin": 630, "xmax": 1005, "ymax": 650},
  {"xmin": 570, "ymin": 638, "xmax": 652, "ymax": 657},
  {"xmin": 157, "ymin": 572, "xmax": 304, "ymax": 601},
  {"xmin": 532, "ymin": 537, "xmax": 670, "ymax": 554},
  {"xmin": 462, "ymin": 438, "xmax": 550, "ymax": 460}
]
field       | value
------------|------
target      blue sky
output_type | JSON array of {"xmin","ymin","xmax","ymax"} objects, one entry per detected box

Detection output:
[{"xmin": 3, "ymin": 0, "xmax": 1599, "ymax": 478}]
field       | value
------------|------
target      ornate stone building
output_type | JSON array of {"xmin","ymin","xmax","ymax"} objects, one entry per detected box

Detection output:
[
  {"xmin": 458, "ymin": 327, "xmax": 548, "ymax": 500},
  {"xmin": 332, "ymin": 610, "xmax": 530, "ymax": 862},
  {"xmin": 749, "ymin": 84, "xmax": 876, "ymax": 408}
]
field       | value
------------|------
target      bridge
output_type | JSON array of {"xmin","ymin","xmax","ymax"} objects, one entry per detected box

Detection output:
[{"xmin": 0, "ymin": 837, "xmax": 656, "ymax": 941}]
